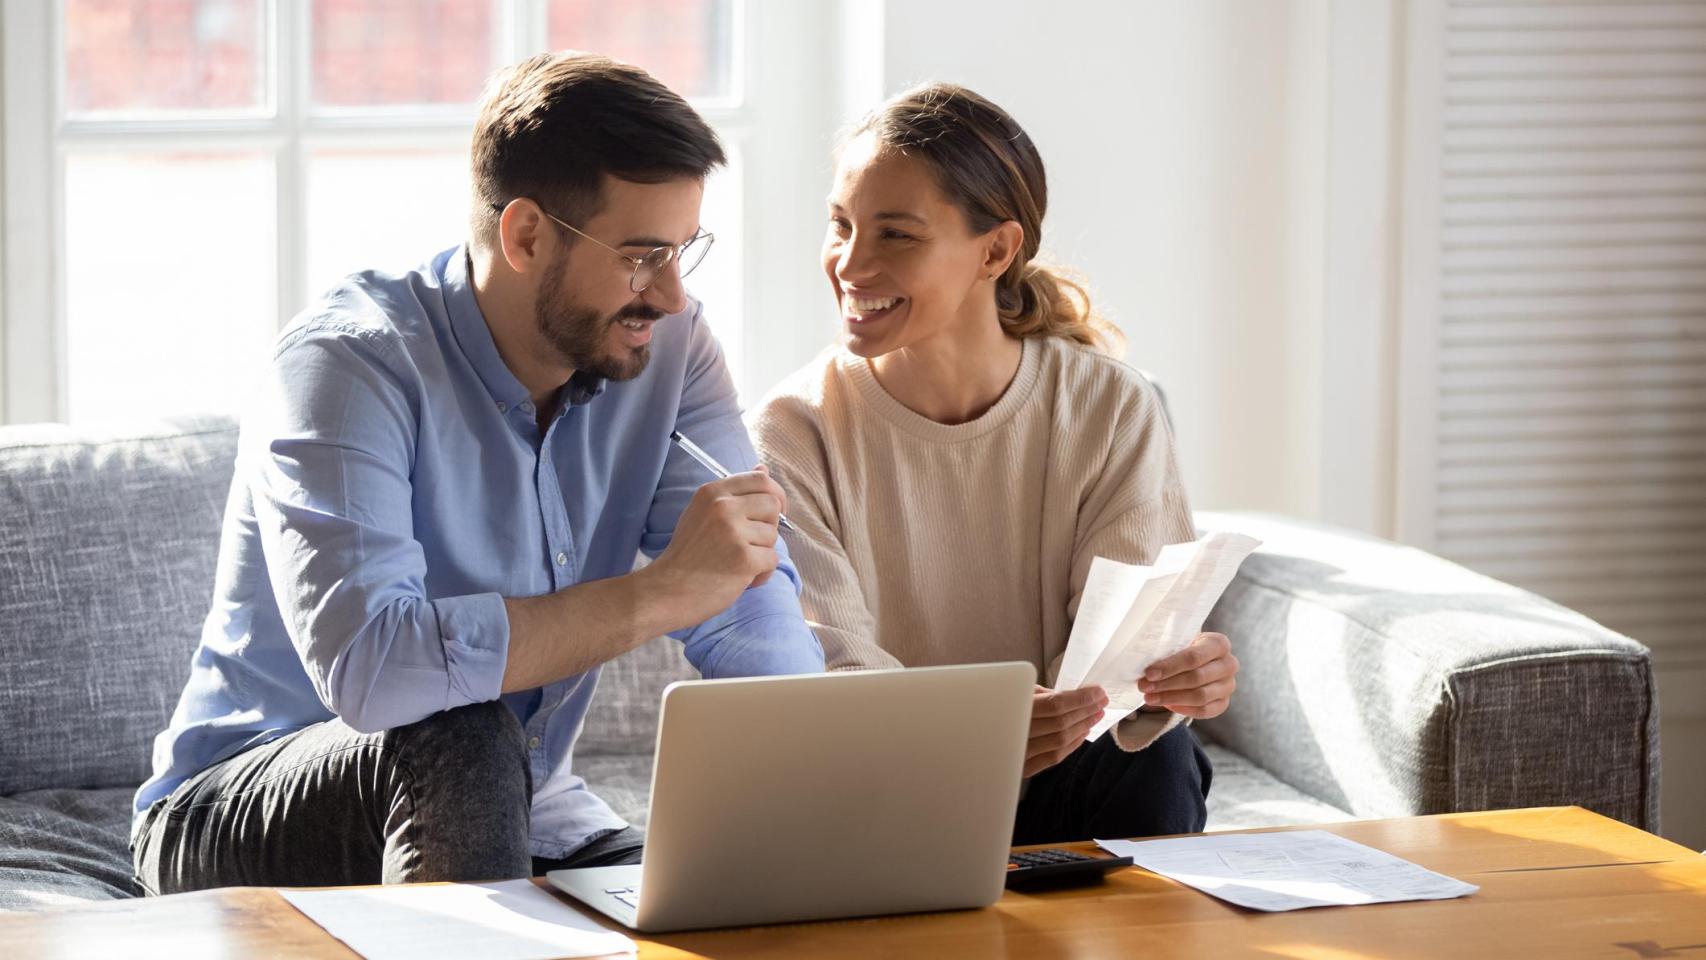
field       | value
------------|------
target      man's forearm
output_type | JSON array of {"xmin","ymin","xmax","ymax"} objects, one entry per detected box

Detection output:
[{"xmin": 500, "ymin": 566, "xmax": 689, "ymax": 692}]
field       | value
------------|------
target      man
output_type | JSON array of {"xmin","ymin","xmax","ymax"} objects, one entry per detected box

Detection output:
[{"xmin": 132, "ymin": 52, "xmax": 823, "ymax": 893}]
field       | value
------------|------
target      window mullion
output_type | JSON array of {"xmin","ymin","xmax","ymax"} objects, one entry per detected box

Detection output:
[
  {"xmin": 276, "ymin": 0, "xmax": 308, "ymax": 330},
  {"xmin": 2, "ymin": 3, "xmax": 60, "ymax": 423},
  {"xmin": 511, "ymin": 0, "xmax": 548, "ymax": 59}
]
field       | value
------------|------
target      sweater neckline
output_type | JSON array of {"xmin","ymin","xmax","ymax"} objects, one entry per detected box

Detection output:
[{"xmin": 839, "ymin": 336, "xmax": 1044, "ymax": 442}]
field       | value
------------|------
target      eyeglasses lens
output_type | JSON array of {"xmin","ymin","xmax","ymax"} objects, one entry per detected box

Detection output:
[{"xmin": 631, "ymin": 234, "xmax": 714, "ymax": 292}]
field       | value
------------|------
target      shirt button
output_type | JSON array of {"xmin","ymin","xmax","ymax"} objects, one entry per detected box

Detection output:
[
  {"xmin": 496, "ymin": 401, "xmax": 508, "ymax": 413},
  {"xmin": 528, "ymin": 736, "xmax": 541, "ymax": 751},
  {"xmin": 555, "ymin": 551, "xmax": 568, "ymax": 566},
  {"xmin": 519, "ymin": 401, "xmax": 534, "ymax": 413}
]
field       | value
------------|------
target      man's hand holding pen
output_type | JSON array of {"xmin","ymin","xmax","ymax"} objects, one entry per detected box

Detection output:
[{"xmin": 642, "ymin": 466, "xmax": 790, "ymax": 626}]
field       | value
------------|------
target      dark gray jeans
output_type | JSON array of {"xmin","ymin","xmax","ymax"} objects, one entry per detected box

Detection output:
[
  {"xmin": 132, "ymin": 701, "xmax": 643, "ymax": 895},
  {"xmin": 1013, "ymin": 723, "xmax": 1212, "ymax": 845}
]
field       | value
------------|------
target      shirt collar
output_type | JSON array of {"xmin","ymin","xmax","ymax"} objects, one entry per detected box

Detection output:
[
  {"xmin": 563, "ymin": 370, "xmax": 607, "ymax": 406},
  {"xmin": 440, "ymin": 247, "xmax": 608, "ymax": 413}
]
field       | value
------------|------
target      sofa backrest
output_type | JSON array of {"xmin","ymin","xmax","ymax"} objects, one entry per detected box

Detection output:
[
  {"xmin": 1195, "ymin": 510, "xmax": 1660, "ymax": 831},
  {"xmin": 0, "ymin": 417, "xmax": 238, "ymax": 793}
]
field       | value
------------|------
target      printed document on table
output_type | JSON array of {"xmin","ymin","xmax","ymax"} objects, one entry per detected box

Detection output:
[
  {"xmin": 1055, "ymin": 532, "xmax": 1261, "ymax": 741},
  {"xmin": 1095, "ymin": 831, "xmax": 1479, "ymax": 912},
  {"xmin": 280, "ymin": 879, "xmax": 635, "ymax": 960}
]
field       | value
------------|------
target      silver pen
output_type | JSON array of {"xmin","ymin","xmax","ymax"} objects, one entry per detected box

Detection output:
[{"xmin": 669, "ymin": 429, "xmax": 798, "ymax": 532}]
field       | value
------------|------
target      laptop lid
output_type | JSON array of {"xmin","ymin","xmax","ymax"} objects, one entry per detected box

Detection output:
[{"xmin": 630, "ymin": 661, "xmax": 1034, "ymax": 932}]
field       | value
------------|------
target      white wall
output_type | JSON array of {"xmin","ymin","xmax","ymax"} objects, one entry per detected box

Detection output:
[
  {"xmin": 874, "ymin": 0, "xmax": 1338, "ymax": 520},
  {"xmin": 732, "ymin": 0, "xmax": 864, "ymax": 403}
]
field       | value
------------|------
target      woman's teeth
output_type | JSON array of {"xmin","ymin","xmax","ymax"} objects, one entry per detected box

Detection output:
[{"xmin": 847, "ymin": 296, "xmax": 900, "ymax": 315}]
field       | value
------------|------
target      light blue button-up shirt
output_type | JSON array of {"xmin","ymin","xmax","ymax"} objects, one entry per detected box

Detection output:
[{"xmin": 135, "ymin": 247, "xmax": 824, "ymax": 857}]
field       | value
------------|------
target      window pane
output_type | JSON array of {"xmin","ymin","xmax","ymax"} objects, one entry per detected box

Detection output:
[
  {"xmin": 547, "ymin": 0, "xmax": 734, "ymax": 100},
  {"xmin": 64, "ymin": 153, "xmax": 276, "ymax": 423},
  {"xmin": 693, "ymin": 152, "xmax": 743, "ymax": 384},
  {"xmin": 311, "ymin": 0, "xmax": 494, "ymax": 108},
  {"xmin": 305, "ymin": 149, "xmax": 470, "ymax": 297},
  {"xmin": 64, "ymin": 0, "xmax": 265, "ymax": 115}
]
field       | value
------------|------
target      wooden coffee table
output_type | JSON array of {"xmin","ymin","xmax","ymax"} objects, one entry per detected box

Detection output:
[{"xmin": 4, "ymin": 806, "xmax": 1703, "ymax": 959}]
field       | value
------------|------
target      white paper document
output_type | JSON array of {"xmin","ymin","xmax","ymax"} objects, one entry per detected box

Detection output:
[
  {"xmin": 280, "ymin": 879, "xmax": 635, "ymax": 960},
  {"xmin": 1056, "ymin": 532, "xmax": 1261, "ymax": 740},
  {"xmin": 1096, "ymin": 830, "xmax": 1479, "ymax": 912}
]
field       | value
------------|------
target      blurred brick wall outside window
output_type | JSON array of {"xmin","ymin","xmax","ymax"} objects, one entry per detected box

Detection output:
[
  {"xmin": 548, "ymin": 0, "xmax": 729, "ymax": 99},
  {"xmin": 65, "ymin": 0, "xmax": 730, "ymax": 114},
  {"xmin": 312, "ymin": 0, "xmax": 493, "ymax": 106},
  {"xmin": 66, "ymin": 0, "xmax": 262, "ymax": 113}
]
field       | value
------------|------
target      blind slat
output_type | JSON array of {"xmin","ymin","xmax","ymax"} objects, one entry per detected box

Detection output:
[
  {"xmin": 1427, "ymin": 2, "xmax": 1704, "ymax": 653},
  {"xmin": 1449, "ymin": 5, "xmax": 1706, "ymax": 31}
]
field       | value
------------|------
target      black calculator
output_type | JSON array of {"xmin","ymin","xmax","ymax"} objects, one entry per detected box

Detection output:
[{"xmin": 1005, "ymin": 848, "xmax": 1134, "ymax": 889}]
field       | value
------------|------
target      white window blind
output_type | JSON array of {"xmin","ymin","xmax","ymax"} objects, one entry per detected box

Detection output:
[{"xmin": 1411, "ymin": 1, "xmax": 1706, "ymax": 660}]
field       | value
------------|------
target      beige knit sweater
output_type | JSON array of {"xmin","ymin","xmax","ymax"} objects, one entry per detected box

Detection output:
[{"xmin": 749, "ymin": 334, "xmax": 1198, "ymax": 751}]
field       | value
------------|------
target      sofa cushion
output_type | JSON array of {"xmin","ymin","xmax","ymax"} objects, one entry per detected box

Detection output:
[
  {"xmin": 573, "ymin": 754, "xmax": 656, "ymax": 829},
  {"xmin": 0, "ymin": 788, "xmax": 136, "ymax": 911},
  {"xmin": 1201, "ymin": 745, "xmax": 1354, "ymax": 832},
  {"xmin": 573, "ymin": 743, "xmax": 1354, "ymax": 837},
  {"xmin": 0, "ymin": 418, "xmax": 239, "ymax": 793}
]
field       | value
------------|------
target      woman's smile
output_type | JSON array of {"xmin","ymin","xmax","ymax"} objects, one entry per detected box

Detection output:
[{"xmin": 842, "ymin": 291, "xmax": 907, "ymax": 324}]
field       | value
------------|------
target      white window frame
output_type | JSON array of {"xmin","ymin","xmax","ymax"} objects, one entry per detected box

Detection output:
[
  {"xmin": 2, "ymin": 0, "xmax": 838, "ymax": 424},
  {"xmin": 1393, "ymin": 0, "xmax": 1445, "ymax": 550}
]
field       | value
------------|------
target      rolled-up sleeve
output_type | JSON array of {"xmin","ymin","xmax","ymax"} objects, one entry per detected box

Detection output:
[
  {"xmin": 672, "ymin": 539, "xmax": 824, "ymax": 679},
  {"xmin": 254, "ymin": 324, "xmax": 510, "ymax": 733},
  {"xmin": 639, "ymin": 307, "xmax": 825, "ymax": 679}
]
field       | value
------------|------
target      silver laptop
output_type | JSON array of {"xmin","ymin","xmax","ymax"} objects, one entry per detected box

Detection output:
[{"xmin": 548, "ymin": 661, "xmax": 1034, "ymax": 933}]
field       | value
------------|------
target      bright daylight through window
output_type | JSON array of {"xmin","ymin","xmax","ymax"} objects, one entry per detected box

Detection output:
[{"xmin": 49, "ymin": 0, "xmax": 737, "ymax": 423}]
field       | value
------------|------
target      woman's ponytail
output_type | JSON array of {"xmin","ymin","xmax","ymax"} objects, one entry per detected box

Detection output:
[{"xmin": 997, "ymin": 262, "xmax": 1123, "ymax": 355}]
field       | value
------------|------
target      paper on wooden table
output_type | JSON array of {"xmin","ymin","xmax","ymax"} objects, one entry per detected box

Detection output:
[
  {"xmin": 1096, "ymin": 831, "xmax": 1479, "ymax": 912},
  {"xmin": 280, "ymin": 879, "xmax": 634, "ymax": 960}
]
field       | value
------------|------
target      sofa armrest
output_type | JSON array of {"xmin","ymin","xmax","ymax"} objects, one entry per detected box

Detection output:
[{"xmin": 1195, "ymin": 511, "xmax": 1659, "ymax": 831}]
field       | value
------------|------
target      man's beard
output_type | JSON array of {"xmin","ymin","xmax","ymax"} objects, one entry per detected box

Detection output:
[{"xmin": 534, "ymin": 253, "xmax": 660, "ymax": 382}]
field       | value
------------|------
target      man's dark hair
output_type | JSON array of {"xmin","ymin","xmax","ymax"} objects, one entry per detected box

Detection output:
[{"xmin": 470, "ymin": 51, "xmax": 726, "ymax": 247}]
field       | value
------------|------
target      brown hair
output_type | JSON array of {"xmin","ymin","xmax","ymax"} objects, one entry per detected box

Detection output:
[
  {"xmin": 469, "ymin": 52, "xmax": 726, "ymax": 247},
  {"xmin": 850, "ymin": 82, "xmax": 1122, "ymax": 354}
]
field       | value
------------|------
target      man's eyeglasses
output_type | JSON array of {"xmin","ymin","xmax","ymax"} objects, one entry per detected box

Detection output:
[{"xmin": 491, "ymin": 201, "xmax": 713, "ymax": 294}]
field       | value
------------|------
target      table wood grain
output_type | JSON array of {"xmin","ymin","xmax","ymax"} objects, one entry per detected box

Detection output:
[{"xmin": 4, "ymin": 807, "xmax": 1701, "ymax": 959}]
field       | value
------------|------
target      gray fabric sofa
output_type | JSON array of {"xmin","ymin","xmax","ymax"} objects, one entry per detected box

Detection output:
[{"xmin": 0, "ymin": 417, "xmax": 1660, "ymax": 911}]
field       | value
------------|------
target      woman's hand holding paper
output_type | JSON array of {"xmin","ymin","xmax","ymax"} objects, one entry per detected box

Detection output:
[
  {"xmin": 1136, "ymin": 632, "xmax": 1238, "ymax": 720},
  {"xmin": 1024, "ymin": 685, "xmax": 1109, "ymax": 778}
]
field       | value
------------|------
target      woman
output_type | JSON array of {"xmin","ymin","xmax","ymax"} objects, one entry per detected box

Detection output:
[{"xmin": 749, "ymin": 83, "xmax": 1238, "ymax": 843}]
